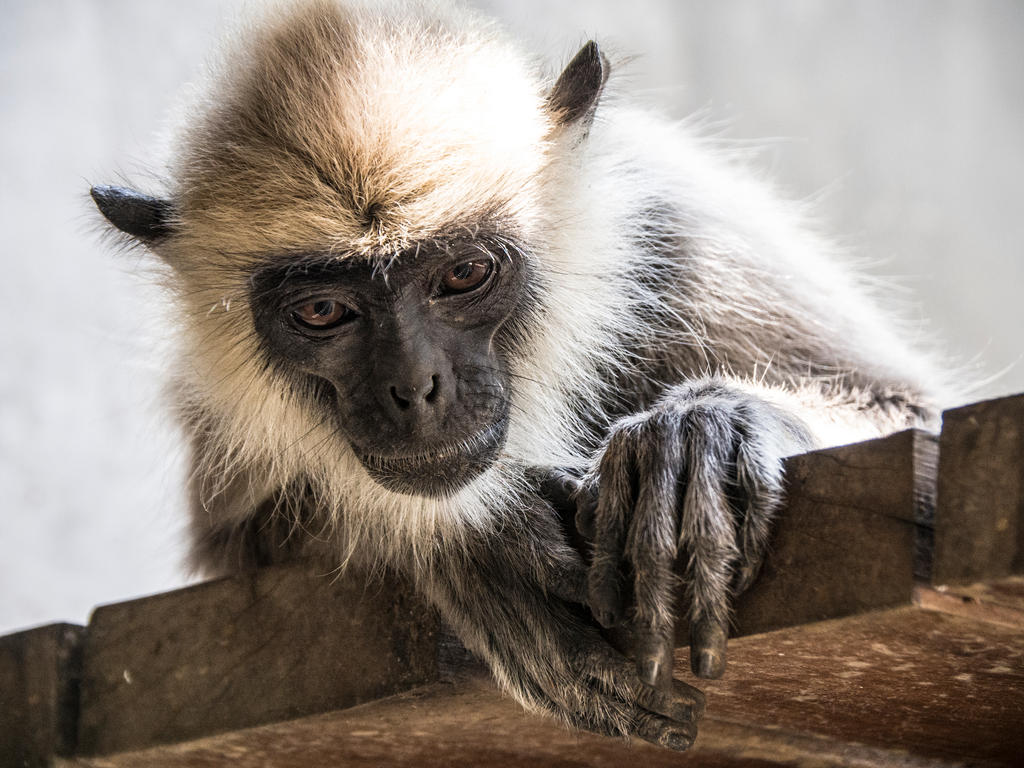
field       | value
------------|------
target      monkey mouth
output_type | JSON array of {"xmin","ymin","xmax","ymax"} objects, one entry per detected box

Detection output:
[{"xmin": 354, "ymin": 415, "xmax": 509, "ymax": 498}]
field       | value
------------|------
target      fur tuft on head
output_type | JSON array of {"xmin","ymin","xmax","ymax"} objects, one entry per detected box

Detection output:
[{"xmin": 170, "ymin": 0, "xmax": 555, "ymax": 263}]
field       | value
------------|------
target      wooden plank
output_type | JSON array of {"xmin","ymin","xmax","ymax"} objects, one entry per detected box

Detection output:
[
  {"xmin": 698, "ymin": 606, "xmax": 1024, "ymax": 767},
  {"xmin": 57, "ymin": 680, "xmax": 932, "ymax": 768},
  {"xmin": 728, "ymin": 429, "xmax": 936, "ymax": 637},
  {"xmin": 62, "ymin": 604, "xmax": 1023, "ymax": 768},
  {"xmin": 914, "ymin": 575, "xmax": 1024, "ymax": 631},
  {"xmin": 933, "ymin": 393, "xmax": 1024, "ymax": 585},
  {"xmin": 0, "ymin": 623, "xmax": 83, "ymax": 768},
  {"xmin": 75, "ymin": 562, "xmax": 439, "ymax": 756}
]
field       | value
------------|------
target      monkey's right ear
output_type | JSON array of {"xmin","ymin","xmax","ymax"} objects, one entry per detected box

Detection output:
[
  {"xmin": 546, "ymin": 41, "xmax": 610, "ymax": 131},
  {"xmin": 90, "ymin": 185, "xmax": 174, "ymax": 242}
]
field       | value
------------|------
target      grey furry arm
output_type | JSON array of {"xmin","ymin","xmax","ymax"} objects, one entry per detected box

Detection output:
[{"xmin": 415, "ymin": 495, "xmax": 705, "ymax": 748}]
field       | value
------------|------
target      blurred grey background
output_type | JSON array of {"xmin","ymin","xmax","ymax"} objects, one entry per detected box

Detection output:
[{"xmin": 1, "ymin": 0, "xmax": 1022, "ymax": 634}]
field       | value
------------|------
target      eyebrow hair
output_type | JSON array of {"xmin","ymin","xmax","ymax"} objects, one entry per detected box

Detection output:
[{"xmin": 250, "ymin": 230, "xmax": 529, "ymax": 279}]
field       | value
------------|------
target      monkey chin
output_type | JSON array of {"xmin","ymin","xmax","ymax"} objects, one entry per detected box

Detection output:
[{"xmin": 355, "ymin": 415, "xmax": 510, "ymax": 499}]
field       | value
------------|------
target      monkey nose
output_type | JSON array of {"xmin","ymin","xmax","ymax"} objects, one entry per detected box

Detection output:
[{"xmin": 388, "ymin": 374, "xmax": 441, "ymax": 412}]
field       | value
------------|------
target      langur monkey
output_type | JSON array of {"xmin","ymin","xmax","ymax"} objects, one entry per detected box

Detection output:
[{"xmin": 91, "ymin": 0, "xmax": 943, "ymax": 750}]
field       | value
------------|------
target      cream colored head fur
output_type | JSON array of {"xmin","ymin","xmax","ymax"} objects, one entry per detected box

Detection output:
[{"xmin": 170, "ymin": 0, "xmax": 554, "ymax": 264}]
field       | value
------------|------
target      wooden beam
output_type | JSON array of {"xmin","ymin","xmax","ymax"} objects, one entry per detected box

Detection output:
[
  {"xmin": 0, "ymin": 622, "xmax": 83, "ymax": 767},
  {"xmin": 59, "ymin": 600, "xmax": 1024, "ymax": 768},
  {"xmin": 74, "ymin": 564, "xmax": 439, "ymax": 756},
  {"xmin": 678, "ymin": 428, "xmax": 937, "ymax": 640},
  {"xmin": 933, "ymin": 393, "xmax": 1024, "ymax": 585}
]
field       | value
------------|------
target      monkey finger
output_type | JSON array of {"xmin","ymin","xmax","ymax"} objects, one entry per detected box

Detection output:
[
  {"xmin": 630, "ymin": 710, "xmax": 698, "ymax": 752},
  {"xmin": 626, "ymin": 428, "xmax": 684, "ymax": 687},
  {"xmin": 671, "ymin": 677, "xmax": 708, "ymax": 721},
  {"xmin": 634, "ymin": 677, "xmax": 706, "ymax": 724},
  {"xmin": 689, "ymin": 616, "xmax": 729, "ymax": 679},
  {"xmin": 587, "ymin": 436, "xmax": 638, "ymax": 627},
  {"xmin": 677, "ymin": 418, "xmax": 738, "ymax": 680},
  {"xmin": 632, "ymin": 623, "xmax": 676, "ymax": 689},
  {"xmin": 582, "ymin": 642, "xmax": 705, "ymax": 725}
]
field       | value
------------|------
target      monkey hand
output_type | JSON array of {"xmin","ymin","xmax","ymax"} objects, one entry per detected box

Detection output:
[
  {"xmin": 575, "ymin": 378, "xmax": 812, "ymax": 681},
  {"xmin": 537, "ymin": 628, "xmax": 706, "ymax": 750},
  {"xmin": 424, "ymin": 505, "xmax": 705, "ymax": 751}
]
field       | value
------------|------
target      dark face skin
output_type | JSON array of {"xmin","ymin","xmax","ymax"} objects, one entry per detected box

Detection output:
[{"xmin": 249, "ymin": 240, "xmax": 533, "ymax": 497}]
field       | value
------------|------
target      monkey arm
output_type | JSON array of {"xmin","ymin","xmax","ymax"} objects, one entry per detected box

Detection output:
[
  {"xmin": 414, "ymin": 498, "xmax": 705, "ymax": 750},
  {"xmin": 560, "ymin": 374, "xmax": 937, "ymax": 686},
  {"xmin": 182, "ymin": 422, "xmax": 703, "ymax": 747}
]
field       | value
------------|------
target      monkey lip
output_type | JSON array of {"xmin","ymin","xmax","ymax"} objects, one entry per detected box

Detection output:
[{"xmin": 354, "ymin": 416, "xmax": 509, "ymax": 498}]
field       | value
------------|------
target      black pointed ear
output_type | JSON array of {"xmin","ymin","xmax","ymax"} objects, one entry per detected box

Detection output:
[
  {"xmin": 547, "ymin": 41, "xmax": 610, "ymax": 129},
  {"xmin": 90, "ymin": 185, "xmax": 173, "ymax": 242}
]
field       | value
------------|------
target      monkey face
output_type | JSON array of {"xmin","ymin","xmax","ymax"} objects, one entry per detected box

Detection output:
[{"xmin": 248, "ymin": 240, "xmax": 534, "ymax": 498}]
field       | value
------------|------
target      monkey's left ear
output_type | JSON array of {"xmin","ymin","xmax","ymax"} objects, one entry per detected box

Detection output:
[
  {"xmin": 90, "ymin": 185, "xmax": 174, "ymax": 243},
  {"xmin": 546, "ymin": 41, "xmax": 610, "ymax": 133}
]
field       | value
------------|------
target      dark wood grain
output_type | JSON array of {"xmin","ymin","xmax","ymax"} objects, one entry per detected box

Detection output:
[
  {"xmin": 672, "ymin": 429, "xmax": 938, "ymax": 642},
  {"xmin": 75, "ymin": 563, "xmax": 439, "ymax": 756},
  {"xmin": 63, "ymin": 604, "xmax": 1024, "ymax": 768},
  {"xmin": 0, "ymin": 622, "xmax": 83, "ymax": 768},
  {"xmin": 698, "ymin": 605, "xmax": 1024, "ymax": 767},
  {"xmin": 933, "ymin": 393, "xmax": 1024, "ymax": 585}
]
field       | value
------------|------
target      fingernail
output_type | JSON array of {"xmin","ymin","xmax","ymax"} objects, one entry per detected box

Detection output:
[
  {"xmin": 693, "ymin": 650, "xmax": 724, "ymax": 679},
  {"xmin": 640, "ymin": 658, "xmax": 660, "ymax": 685},
  {"xmin": 661, "ymin": 728, "xmax": 695, "ymax": 751}
]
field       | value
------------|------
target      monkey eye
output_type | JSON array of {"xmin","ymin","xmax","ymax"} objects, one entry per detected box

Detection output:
[
  {"xmin": 291, "ymin": 299, "xmax": 355, "ymax": 329},
  {"xmin": 441, "ymin": 258, "xmax": 494, "ymax": 294}
]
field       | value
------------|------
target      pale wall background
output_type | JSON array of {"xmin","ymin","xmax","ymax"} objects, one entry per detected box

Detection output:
[{"xmin": 1, "ymin": 0, "xmax": 1022, "ymax": 634}]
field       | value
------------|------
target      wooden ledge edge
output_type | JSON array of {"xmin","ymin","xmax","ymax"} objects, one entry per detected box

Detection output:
[{"xmin": 912, "ymin": 581, "xmax": 1024, "ymax": 630}]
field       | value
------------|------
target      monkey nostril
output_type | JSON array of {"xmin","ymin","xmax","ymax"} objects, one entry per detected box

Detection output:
[
  {"xmin": 388, "ymin": 375, "xmax": 441, "ymax": 412},
  {"xmin": 390, "ymin": 385, "xmax": 411, "ymax": 410},
  {"xmin": 425, "ymin": 375, "xmax": 440, "ymax": 404}
]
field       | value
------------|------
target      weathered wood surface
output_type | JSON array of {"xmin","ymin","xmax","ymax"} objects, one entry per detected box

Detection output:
[
  {"xmin": 61, "ymin": 599, "xmax": 1024, "ymax": 768},
  {"xmin": 58, "ymin": 681, "xmax": 909, "ymax": 768},
  {"xmin": 727, "ymin": 428, "xmax": 936, "ymax": 637},
  {"xmin": 915, "ymin": 575, "xmax": 1024, "ymax": 630},
  {"xmin": 933, "ymin": 393, "xmax": 1024, "ymax": 585},
  {"xmin": 75, "ymin": 564, "xmax": 439, "ymax": 756},
  {"xmin": 0, "ymin": 623, "xmax": 83, "ymax": 768},
  {"xmin": 703, "ymin": 604, "xmax": 1024, "ymax": 768}
]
